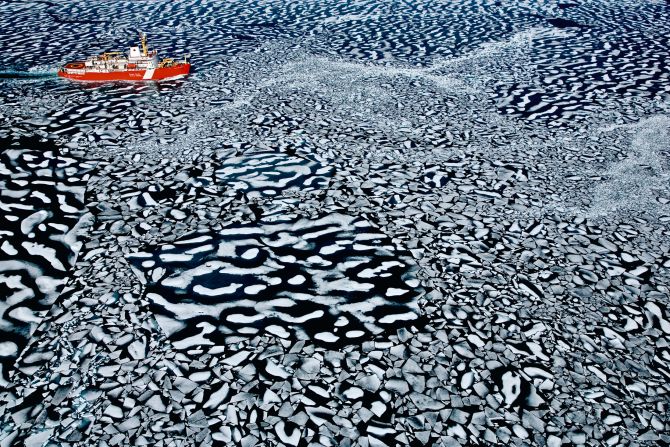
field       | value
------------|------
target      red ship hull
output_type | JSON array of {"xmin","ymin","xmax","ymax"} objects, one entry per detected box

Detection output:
[{"xmin": 58, "ymin": 63, "xmax": 191, "ymax": 82}]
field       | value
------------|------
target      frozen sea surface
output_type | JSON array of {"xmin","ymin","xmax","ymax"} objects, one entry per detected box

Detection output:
[
  {"xmin": 128, "ymin": 212, "xmax": 422, "ymax": 348},
  {"xmin": 0, "ymin": 0, "xmax": 669, "ymax": 446}
]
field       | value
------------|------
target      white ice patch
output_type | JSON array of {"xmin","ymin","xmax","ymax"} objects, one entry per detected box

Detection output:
[
  {"xmin": 266, "ymin": 325, "xmax": 290, "ymax": 338},
  {"xmin": 185, "ymin": 244, "xmax": 215, "ymax": 255},
  {"xmin": 175, "ymin": 235, "xmax": 213, "ymax": 245},
  {"xmin": 57, "ymin": 194, "xmax": 79, "ymax": 214},
  {"xmin": 1, "ymin": 241, "xmax": 18, "ymax": 256},
  {"xmin": 314, "ymin": 332, "xmax": 339, "ymax": 343},
  {"xmin": 20, "ymin": 210, "xmax": 49, "ymax": 235},
  {"xmin": 21, "ymin": 242, "xmax": 65, "ymax": 271},
  {"xmin": 159, "ymin": 253, "xmax": 193, "ymax": 263},
  {"xmin": 35, "ymin": 276, "xmax": 66, "ymax": 295},
  {"xmin": 255, "ymin": 298, "xmax": 296, "ymax": 310},
  {"xmin": 288, "ymin": 275, "xmax": 306, "ymax": 285},
  {"xmin": 280, "ymin": 310, "xmax": 324, "ymax": 323},
  {"xmin": 501, "ymin": 371, "xmax": 522, "ymax": 406},
  {"xmin": 386, "ymin": 287, "xmax": 408, "ymax": 297},
  {"xmin": 378, "ymin": 311, "xmax": 418, "ymax": 324},
  {"xmin": 317, "ymin": 277, "xmax": 374, "ymax": 293},
  {"xmin": 244, "ymin": 284, "xmax": 267, "ymax": 294},
  {"xmin": 155, "ymin": 314, "xmax": 187, "ymax": 337},
  {"xmin": 335, "ymin": 316, "xmax": 349, "ymax": 327},
  {"xmin": 194, "ymin": 283, "xmax": 243, "ymax": 296},
  {"xmin": 319, "ymin": 244, "xmax": 344, "ymax": 255},
  {"xmin": 9, "ymin": 306, "xmax": 41, "ymax": 323},
  {"xmin": 0, "ymin": 341, "xmax": 18, "ymax": 356},
  {"xmin": 227, "ymin": 313, "xmax": 265, "ymax": 324},
  {"xmin": 241, "ymin": 248, "xmax": 259, "ymax": 259}
]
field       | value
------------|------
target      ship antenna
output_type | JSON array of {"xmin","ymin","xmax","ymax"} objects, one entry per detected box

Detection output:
[{"xmin": 140, "ymin": 31, "xmax": 148, "ymax": 57}]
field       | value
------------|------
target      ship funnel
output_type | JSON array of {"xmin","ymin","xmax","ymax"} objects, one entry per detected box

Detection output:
[{"xmin": 139, "ymin": 31, "xmax": 148, "ymax": 56}]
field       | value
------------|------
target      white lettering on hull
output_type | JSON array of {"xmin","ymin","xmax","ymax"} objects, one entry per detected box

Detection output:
[{"xmin": 143, "ymin": 69, "xmax": 155, "ymax": 80}]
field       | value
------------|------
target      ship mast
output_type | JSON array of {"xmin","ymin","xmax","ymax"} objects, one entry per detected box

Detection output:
[{"xmin": 140, "ymin": 32, "xmax": 148, "ymax": 57}]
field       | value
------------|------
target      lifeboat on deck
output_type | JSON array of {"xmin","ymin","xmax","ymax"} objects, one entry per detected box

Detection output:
[{"xmin": 58, "ymin": 32, "xmax": 191, "ymax": 82}]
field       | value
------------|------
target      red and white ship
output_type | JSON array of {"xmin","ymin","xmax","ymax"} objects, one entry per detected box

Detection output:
[{"xmin": 58, "ymin": 33, "xmax": 190, "ymax": 82}]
